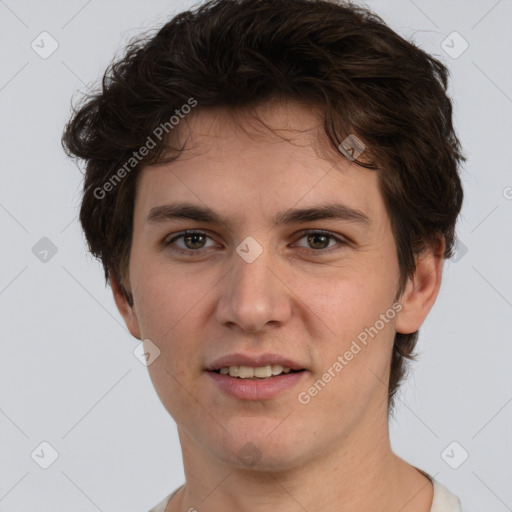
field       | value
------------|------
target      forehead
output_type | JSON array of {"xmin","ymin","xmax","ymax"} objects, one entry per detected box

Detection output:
[{"xmin": 135, "ymin": 100, "xmax": 388, "ymax": 231}]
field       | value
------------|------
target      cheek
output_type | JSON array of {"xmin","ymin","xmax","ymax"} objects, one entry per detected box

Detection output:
[
  {"xmin": 304, "ymin": 266, "xmax": 398, "ymax": 399},
  {"xmin": 132, "ymin": 271, "xmax": 207, "ymax": 422},
  {"xmin": 301, "ymin": 313, "xmax": 396, "ymax": 425},
  {"xmin": 130, "ymin": 263, "xmax": 216, "ymax": 375},
  {"xmin": 130, "ymin": 260, "xmax": 209, "ymax": 337},
  {"xmin": 309, "ymin": 263, "xmax": 396, "ymax": 334}
]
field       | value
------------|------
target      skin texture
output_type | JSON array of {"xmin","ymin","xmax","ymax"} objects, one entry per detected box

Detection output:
[{"xmin": 111, "ymin": 99, "xmax": 444, "ymax": 511}]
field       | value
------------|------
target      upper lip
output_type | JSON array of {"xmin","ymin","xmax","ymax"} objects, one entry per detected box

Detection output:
[{"xmin": 206, "ymin": 353, "xmax": 306, "ymax": 371}]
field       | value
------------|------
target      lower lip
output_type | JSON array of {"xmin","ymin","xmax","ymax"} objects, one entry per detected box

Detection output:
[{"xmin": 206, "ymin": 370, "xmax": 307, "ymax": 400}]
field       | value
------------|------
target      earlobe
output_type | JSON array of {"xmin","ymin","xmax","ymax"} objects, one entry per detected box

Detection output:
[
  {"xmin": 109, "ymin": 270, "xmax": 142, "ymax": 340},
  {"xmin": 395, "ymin": 238, "xmax": 445, "ymax": 335}
]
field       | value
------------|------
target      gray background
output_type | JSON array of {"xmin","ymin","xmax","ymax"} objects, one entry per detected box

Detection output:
[{"xmin": 1, "ymin": 0, "xmax": 511, "ymax": 510}]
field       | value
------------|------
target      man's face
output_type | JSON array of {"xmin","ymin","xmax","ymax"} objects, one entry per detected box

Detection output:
[{"xmin": 124, "ymin": 101, "xmax": 404, "ymax": 470}]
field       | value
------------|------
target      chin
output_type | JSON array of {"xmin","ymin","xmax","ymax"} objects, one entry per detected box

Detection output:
[{"xmin": 206, "ymin": 425, "xmax": 309, "ymax": 472}]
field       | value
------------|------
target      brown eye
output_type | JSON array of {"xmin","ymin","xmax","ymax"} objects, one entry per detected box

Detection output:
[
  {"xmin": 293, "ymin": 230, "xmax": 346, "ymax": 253},
  {"xmin": 182, "ymin": 233, "xmax": 207, "ymax": 249},
  {"xmin": 306, "ymin": 233, "xmax": 330, "ymax": 250},
  {"xmin": 165, "ymin": 231, "xmax": 216, "ymax": 254}
]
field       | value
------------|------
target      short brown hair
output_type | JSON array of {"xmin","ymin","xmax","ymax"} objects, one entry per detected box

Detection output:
[{"xmin": 62, "ymin": 0, "xmax": 465, "ymax": 412}]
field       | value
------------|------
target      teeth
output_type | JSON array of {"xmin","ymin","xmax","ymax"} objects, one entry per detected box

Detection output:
[
  {"xmin": 271, "ymin": 364, "xmax": 283, "ymax": 375},
  {"xmin": 218, "ymin": 365, "xmax": 294, "ymax": 378},
  {"xmin": 238, "ymin": 366, "xmax": 254, "ymax": 378},
  {"xmin": 254, "ymin": 366, "xmax": 271, "ymax": 378}
]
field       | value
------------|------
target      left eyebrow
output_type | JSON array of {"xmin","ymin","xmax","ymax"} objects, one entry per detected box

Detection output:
[
  {"xmin": 272, "ymin": 203, "xmax": 371, "ymax": 227},
  {"xmin": 146, "ymin": 201, "xmax": 372, "ymax": 227}
]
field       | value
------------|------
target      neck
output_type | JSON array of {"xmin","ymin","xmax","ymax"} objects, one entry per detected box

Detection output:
[{"xmin": 170, "ymin": 417, "xmax": 433, "ymax": 512}]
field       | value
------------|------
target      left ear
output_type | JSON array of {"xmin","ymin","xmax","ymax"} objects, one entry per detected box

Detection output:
[{"xmin": 395, "ymin": 237, "xmax": 445, "ymax": 334}]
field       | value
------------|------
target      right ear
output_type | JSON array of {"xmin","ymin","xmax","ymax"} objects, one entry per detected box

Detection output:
[{"xmin": 109, "ymin": 270, "xmax": 142, "ymax": 340}]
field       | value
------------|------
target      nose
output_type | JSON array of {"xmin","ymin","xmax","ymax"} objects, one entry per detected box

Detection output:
[{"xmin": 215, "ymin": 241, "xmax": 292, "ymax": 333}]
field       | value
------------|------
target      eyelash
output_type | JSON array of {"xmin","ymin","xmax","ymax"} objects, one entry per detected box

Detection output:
[{"xmin": 164, "ymin": 229, "xmax": 347, "ymax": 256}]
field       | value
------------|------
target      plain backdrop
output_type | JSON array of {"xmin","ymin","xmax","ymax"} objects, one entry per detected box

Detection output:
[{"xmin": 1, "ymin": 0, "xmax": 511, "ymax": 511}]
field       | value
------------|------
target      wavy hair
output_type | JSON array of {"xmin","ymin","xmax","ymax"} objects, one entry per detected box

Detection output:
[{"xmin": 62, "ymin": 0, "xmax": 465, "ymax": 412}]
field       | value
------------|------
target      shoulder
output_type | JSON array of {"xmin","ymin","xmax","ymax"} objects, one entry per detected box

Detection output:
[
  {"xmin": 147, "ymin": 484, "xmax": 184, "ymax": 512},
  {"xmin": 148, "ymin": 479, "xmax": 464, "ymax": 512},
  {"xmin": 430, "ymin": 478, "xmax": 462, "ymax": 512},
  {"xmin": 413, "ymin": 466, "xmax": 462, "ymax": 512}
]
